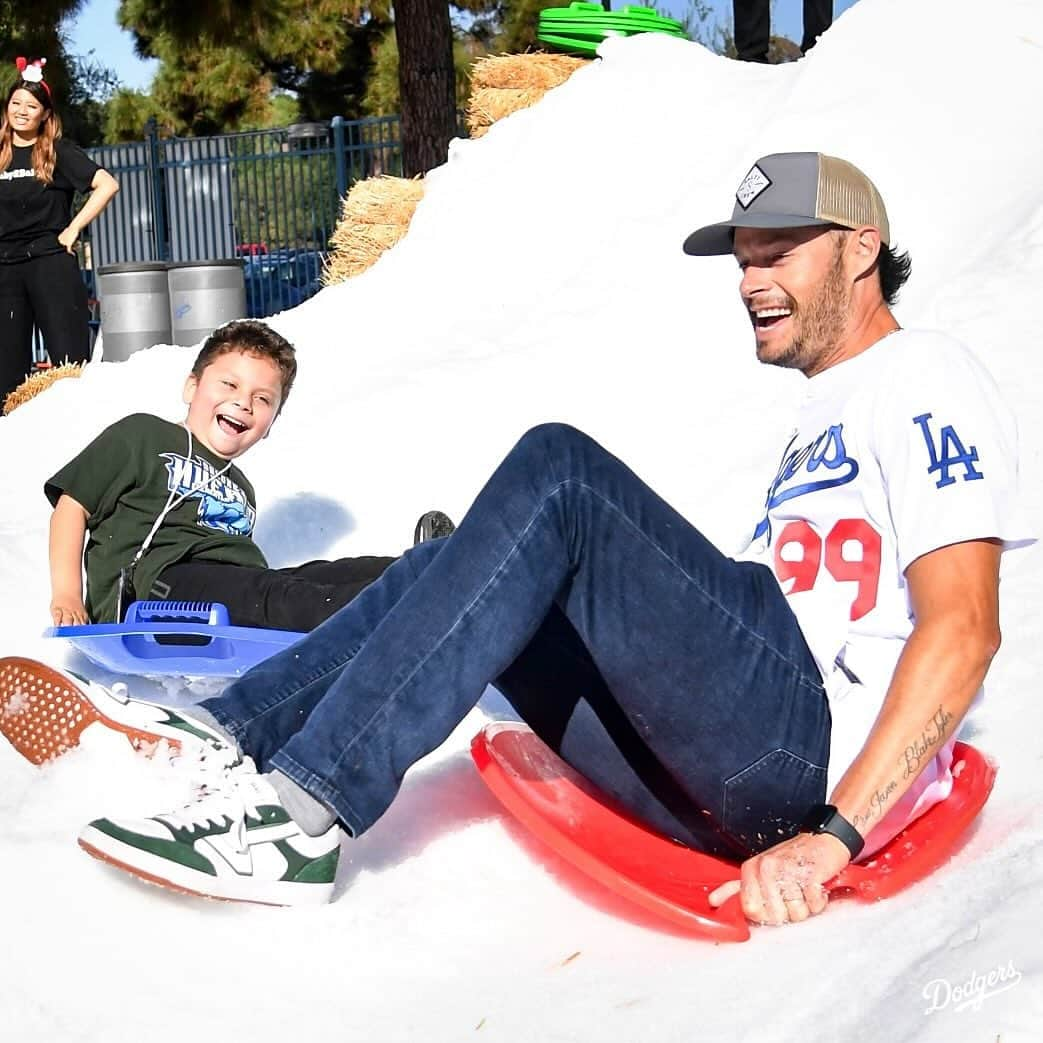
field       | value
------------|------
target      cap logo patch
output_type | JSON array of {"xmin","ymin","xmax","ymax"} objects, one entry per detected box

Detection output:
[{"xmin": 736, "ymin": 164, "xmax": 771, "ymax": 210}]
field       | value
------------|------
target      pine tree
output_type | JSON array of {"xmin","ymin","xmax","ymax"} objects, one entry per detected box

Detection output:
[
  {"xmin": 1, "ymin": 0, "xmax": 118, "ymax": 146},
  {"xmin": 116, "ymin": 0, "xmax": 392, "ymax": 132},
  {"xmin": 393, "ymin": 0, "xmax": 457, "ymax": 175},
  {"xmin": 108, "ymin": 0, "xmax": 545, "ymax": 159}
]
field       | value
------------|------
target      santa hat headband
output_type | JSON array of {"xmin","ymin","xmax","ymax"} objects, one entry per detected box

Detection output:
[{"xmin": 14, "ymin": 57, "xmax": 51, "ymax": 100}]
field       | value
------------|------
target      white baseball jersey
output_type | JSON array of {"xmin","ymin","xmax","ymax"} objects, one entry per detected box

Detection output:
[{"xmin": 739, "ymin": 329, "xmax": 1035, "ymax": 855}]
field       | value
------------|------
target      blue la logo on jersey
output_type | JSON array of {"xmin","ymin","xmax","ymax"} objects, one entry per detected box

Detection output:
[
  {"xmin": 913, "ymin": 413, "xmax": 984, "ymax": 488},
  {"xmin": 160, "ymin": 453, "xmax": 256, "ymax": 536},
  {"xmin": 753, "ymin": 424, "xmax": 859, "ymax": 542}
]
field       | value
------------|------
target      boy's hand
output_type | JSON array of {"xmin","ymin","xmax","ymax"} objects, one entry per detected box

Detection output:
[
  {"xmin": 49, "ymin": 494, "xmax": 89, "ymax": 627},
  {"xmin": 51, "ymin": 597, "xmax": 88, "ymax": 627}
]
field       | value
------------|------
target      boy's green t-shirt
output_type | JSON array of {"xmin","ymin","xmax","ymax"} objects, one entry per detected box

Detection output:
[{"xmin": 46, "ymin": 413, "xmax": 268, "ymax": 623}]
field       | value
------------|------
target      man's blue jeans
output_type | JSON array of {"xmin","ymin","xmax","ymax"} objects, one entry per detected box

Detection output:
[{"xmin": 204, "ymin": 424, "xmax": 831, "ymax": 859}]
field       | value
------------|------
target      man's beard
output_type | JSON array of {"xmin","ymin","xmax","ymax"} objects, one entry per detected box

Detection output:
[{"xmin": 760, "ymin": 247, "xmax": 850, "ymax": 373}]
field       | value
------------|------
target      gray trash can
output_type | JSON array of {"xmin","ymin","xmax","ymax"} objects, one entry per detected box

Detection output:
[
  {"xmin": 167, "ymin": 259, "xmax": 247, "ymax": 346},
  {"xmin": 96, "ymin": 262, "xmax": 171, "ymax": 362}
]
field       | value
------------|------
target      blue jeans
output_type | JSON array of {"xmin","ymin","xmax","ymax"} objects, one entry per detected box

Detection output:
[{"xmin": 204, "ymin": 424, "xmax": 830, "ymax": 859}]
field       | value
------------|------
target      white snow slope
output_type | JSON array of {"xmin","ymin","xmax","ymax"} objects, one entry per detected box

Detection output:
[{"xmin": 1, "ymin": 1, "xmax": 1042, "ymax": 1040}]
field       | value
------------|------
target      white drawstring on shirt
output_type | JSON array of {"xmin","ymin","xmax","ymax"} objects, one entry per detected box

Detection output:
[{"xmin": 127, "ymin": 424, "xmax": 233, "ymax": 570}]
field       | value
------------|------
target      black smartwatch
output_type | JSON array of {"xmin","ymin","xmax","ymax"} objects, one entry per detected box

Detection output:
[{"xmin": 799, "ymin": 804, "xmax": 865, "ymax": 860}]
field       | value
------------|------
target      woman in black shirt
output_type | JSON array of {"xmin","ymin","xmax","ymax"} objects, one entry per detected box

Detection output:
[{"xmin": 0, "ymin": 57, "xmax": 119, "ymax": 408}]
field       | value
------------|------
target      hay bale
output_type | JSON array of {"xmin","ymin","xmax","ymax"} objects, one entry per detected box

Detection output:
[
  {"xmin": 323, "ymin": 175, "xmax": 425, "ymax": 285},
  {"xmin": 2, "ymin": 362, "xmax": 84, "ymax": 416},
  {"xmin": 324, "ymin": 56, "xmax": 590, "ymax": 282},
  {"xmin": 470, "ymin": 53, "xmax": 589, "ymax": 91},
  {"xmin": 466, "ymin": 53, "xmax": 590, "ymax": 139},
  {"xmin": 467, "ymin": 87, "xmax": 547, "ymax": 139}
]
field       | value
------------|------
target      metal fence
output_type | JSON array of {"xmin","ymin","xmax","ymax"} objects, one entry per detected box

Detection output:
[
  {"xmin": 34, "ymin": 115, "xmax": 405, "ymax": 364},
  {"xmin": 89, "ymin": 114, "xmax": 402, "ymax": 315}
]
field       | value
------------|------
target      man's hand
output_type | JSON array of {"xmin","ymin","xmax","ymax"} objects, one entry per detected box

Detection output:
[
  {"xmin": 708, "ymin": 831, "xmax": 852, "ymax": 926},
  {"xmin": 57, "ymin": 226, "xmax": 79, "ymax": 254},
  {"xmin": 50, "ymin": 596, "xmax": 88, "ymax": 627}
]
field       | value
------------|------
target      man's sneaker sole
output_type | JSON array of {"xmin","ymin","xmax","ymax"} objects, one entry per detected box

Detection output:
[
  {"xmin": 0, "ymin": 657, "xmax": 215, "ymax": 766},
  {"xmin": 79, "ymin": 822, "xmax": 337, "ymax": 907}
]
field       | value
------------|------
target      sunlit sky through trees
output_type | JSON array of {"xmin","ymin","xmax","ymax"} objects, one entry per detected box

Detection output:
[{"xmin": 66, "ymin": 0, "xmax": 862, "ymax": 95}]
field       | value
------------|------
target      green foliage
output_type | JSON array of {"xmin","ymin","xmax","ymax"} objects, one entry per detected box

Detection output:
[
  {"xmin": 493, "ymin": 0, "xmax": 544, "ymax": 53},
  {"xmin": 267, "ymin": 94, "xmax": 301, "ymax": 127},
  {"xmin": 0, "ymin": 0, "xmax": 85, "ymax": 62},
  {"xmin": 103, "ymin": 88, "xmax": 171, "ymax": 142},
  {"xmin": 362, "ymin": 26, "xmax": 475, "ymax": 117},
  {"xmin": 117, "ymin": 0, "xmax": 392, "ymax": 126},
  {"xmin": 62, "ymin": 51, "xmax": 121, "ymax": 145},
  {"xmin": 79, "ymin": 0, "xmax": 614, "ymax": 142},
  {"xmin": 227, "ymin": 133, "xmax": 340, "ymax": 248},
  {"xmin": 151, "ymin": 44, "xmax": 273, "ymax": 136},
  {"xmin": 361, "ymin": 28, "xmax": 400, "ymax": 116},
  {"xmin": 0, "ymin": 1, "xmax": 117, "ymax": 148},
  {"xmin": 117, "ymin": 0, "xmax": 296, "ymax": 50},
  {"xmin": 0, "ymin": 3, "xmax": 80, "ymax": 107},
  {"xmin": 263, "ymin": 16, "xmax": 388, "ymax": 121}
]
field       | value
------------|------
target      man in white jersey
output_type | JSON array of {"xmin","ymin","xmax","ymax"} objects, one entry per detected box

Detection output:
[
  {"xmin": 1, "ymin": 152, "xmax": 1032, "ymax": 925},
  {"xmin": 684, "ymin": 152, "xmax": 1033, "ymax": 918}
]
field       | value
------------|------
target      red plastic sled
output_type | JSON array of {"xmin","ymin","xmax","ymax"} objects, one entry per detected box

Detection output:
[{"xmin": 471, "ymin": 723, "xmax": 997, "ymax": 942}]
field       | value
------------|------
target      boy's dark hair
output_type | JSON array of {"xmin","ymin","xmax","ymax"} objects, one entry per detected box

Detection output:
[
  {"xmin": 878, "ymin": 244, "xmax": 912, "ymax": 307},
  {"xmin": 192, "ymin": 319, "xmax": 297, "ymax": 410}
]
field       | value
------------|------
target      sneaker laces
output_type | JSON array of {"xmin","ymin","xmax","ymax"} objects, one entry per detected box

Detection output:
[
  {"xmin": 159, "ymin": 757, "xmax": 266, "ymax": 831},
  {"xmin": 166, "ymin": 728, "xmax": 243, "ymax": 789}
]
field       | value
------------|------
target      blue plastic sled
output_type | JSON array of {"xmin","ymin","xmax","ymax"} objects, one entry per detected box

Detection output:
[{"xmin": 45, "ymin": 600, "xmax": 305, "ymax": 678}]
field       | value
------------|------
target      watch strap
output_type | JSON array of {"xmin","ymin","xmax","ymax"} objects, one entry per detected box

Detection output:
[{"xmin": 799, "ymin": 803, "xmax": 865, "ymax": 860}]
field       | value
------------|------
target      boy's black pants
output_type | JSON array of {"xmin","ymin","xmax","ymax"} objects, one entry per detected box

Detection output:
[
  {"xmin": 0, "ymin": 252, "xmax": 91, "ymax": 407},
  {"xmin": 152, "ymin": 556, "xmax": 397, "ymax": 632},
  {"xmin": 732, "ymin": 0, "xmax": 833, "ymax": 62}
]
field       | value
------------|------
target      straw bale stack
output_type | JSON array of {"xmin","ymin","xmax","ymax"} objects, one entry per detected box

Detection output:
[
  {"xmin": 466, "ymin": 53, "xmax": 589, "ymax": 139},
  {"xmin": 323, "ymin": 54, "xmax": 589, "ymax": 284},
  {"xmin": 2, "ymin": 362, "xmax": 83, "ymax": 416},
  {"xmin": 323, "ymin": 175, "xmax": 425, "ymax": 285}
]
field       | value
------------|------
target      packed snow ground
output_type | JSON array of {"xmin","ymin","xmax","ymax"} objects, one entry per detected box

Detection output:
[{"xmin": 2, "ymin": 1, "xmax": 1042, "ymax": 1039}]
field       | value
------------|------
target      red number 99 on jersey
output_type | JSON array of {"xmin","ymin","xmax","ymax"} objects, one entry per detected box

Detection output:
[{"xmin": 773, "ymin": 519, "xmax": 882, "ymax": 621}]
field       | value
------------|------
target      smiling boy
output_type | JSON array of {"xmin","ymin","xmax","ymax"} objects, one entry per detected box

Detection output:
[{"xmin": 46, "ymin": 319, "xmax": 411, "ymax": 630}]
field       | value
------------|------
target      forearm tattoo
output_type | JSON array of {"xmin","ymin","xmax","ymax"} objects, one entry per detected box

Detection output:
[{"xmin": 850, "ymin": 704, "xmax": 954, "ymax": 832}]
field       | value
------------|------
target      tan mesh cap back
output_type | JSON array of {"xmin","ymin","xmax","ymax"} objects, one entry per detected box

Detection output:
[{"xmin": 815, "ymin": 155, "xmax": 889, "ymax": 247}]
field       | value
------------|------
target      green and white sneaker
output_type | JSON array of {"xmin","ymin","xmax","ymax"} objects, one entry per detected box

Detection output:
[
  {"xmin": 0, "ymin": 656, "xmax": 234, "ymax": 767},
  {"xmin": 79, "ymin": 765, "xmax": 340, "ymax": 906}
]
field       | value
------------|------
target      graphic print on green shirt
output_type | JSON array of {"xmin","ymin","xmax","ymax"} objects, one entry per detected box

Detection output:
[{"xmin": 45, "ymin": 413, "xmax": 268, "ymax": 622}]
